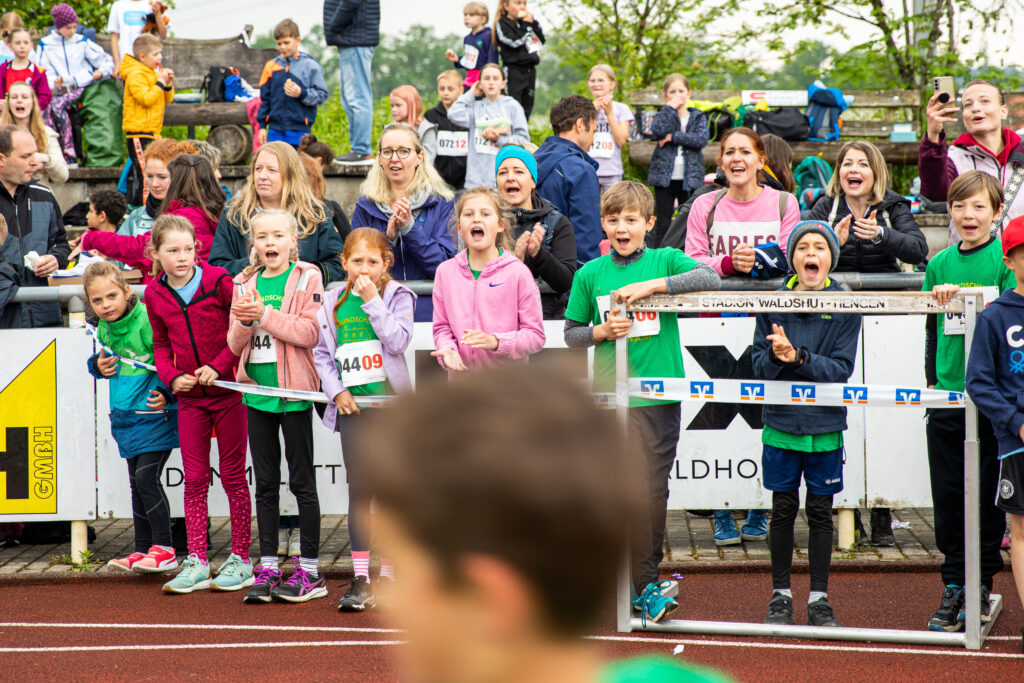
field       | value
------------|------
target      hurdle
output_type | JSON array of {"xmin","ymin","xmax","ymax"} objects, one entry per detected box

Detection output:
[{"xmin": 613, "ymin": 289, "xmax": 999, "ymax": 650}]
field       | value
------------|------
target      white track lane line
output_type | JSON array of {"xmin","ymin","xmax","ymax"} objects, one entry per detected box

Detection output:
[
  {"xmin": 0, "ymin": 641, "xmax": 404, "ymax": 654},
  {"xmin": 585, "ymin": 635, "xmax": 1024, "ymax": 659},
  {"xmin": 0, "ymin": 622, "xmax": 400, "ymax": 633}
]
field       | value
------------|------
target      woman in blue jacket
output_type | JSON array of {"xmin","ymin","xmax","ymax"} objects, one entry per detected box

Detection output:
[{"xmin": 351, "ymin": 123, "xmax": 455, "ymax": 321}]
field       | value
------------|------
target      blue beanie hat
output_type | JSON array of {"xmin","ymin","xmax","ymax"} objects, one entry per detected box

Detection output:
[
  {"xmin": 495, "ymin": 145, "xmax": 537, "ymax": 183},
  {"xmin": 786, "ymin": 220, "xmax": 840, "ymax": 273}
]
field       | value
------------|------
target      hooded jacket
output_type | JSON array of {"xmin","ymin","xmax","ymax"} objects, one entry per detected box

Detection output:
[
  {"xmin": 227, "ymin": 261, "xmax": 323, "ymax": 394},
  {"xmin": 447, "ymin": 90, "xmax": 530, "ymax": 189},
  {"xmin": 423, "ymin": 102, "xmax": 469, "ymax": 190},
  {"xmin": 808, "ymin": 190, "xmax": 928, "ymax": 272},
  {"xmin": 967, "ymin": 289, "xmax": 1024, "ymax": 456},
  {"xmin": 209, "ymin": 204, "xmax": 344, "ymax": 286},
  {"xmin": 752, "ymin": 278, "xmax": 862, "ymax": 435},
  {"xmin": 256, "ymin": 53, "xmax": 329, "ymax": 133},
  {"xmin": 118, "ymin": 200, "xmax": 159, "ymax": 237},
  {"xmin": 534, "ymin": 135, "xmax": 601, "ymax": 265},
  {"xmin": 119, "ymin": 54, "xmax": 173, "ymax": 137},
  {"xmin": 313, "ymin": 279, "xmax": 415, "ymax": 432},
  {"xmin": 0, "ymin": 61, "xmax": 52, "ymax": 109},
  {"xmin": 495, "ymin": 16, "xmax": 544, "ymax": 68},
  {"xmin": 36, "ymin": 31, "xmax": 114, "ymax": 89},
  {"xmin": 509, "ymin": 194, "xmax": 577, "ymax": 318},
  {"xmin": 919, "ymin": 128, "xmax": 1024, "ymax": 244},
  {"xmin": 324, "ymin": 0, "xmax": 380, "ymax": 48},
  {"xmin": 647, "ymin": 106, "xmax": 709, "ymax": 191},
  {"xmin": 432, "ymin": 250, "xmax": 545, "ymax": 372},
  {"xmin": 144, "ymin": 263, "xmax": 240, "ymax": 400},
  {"xmin": 0, "ymin": 180, "xmax": 70, "ymax": 327},
  {"xmin": 87, "ymin": 296, "xmax": 179, "ymax": 458}
]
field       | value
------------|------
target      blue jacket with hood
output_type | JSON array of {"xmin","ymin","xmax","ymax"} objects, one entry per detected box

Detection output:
[
  {"xmin": 256, "ymin": 53, "xmax": 329, "ymax": 133},
  {"xmin": 534, "ymin": 135, "xmax": 601, "ymax": 265},
  {"xmin": 967, "ymin": 289, "xmax": 1024, "ymax": 457},
  {"xmin": 752, "ymin": 278, "xmax": 862, "ymax": 435}
]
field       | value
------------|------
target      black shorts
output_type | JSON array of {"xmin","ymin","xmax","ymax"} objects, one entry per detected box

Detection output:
[{"xmin": 996, "ymin": 452, "xmax": 1024, "ymax": 514}]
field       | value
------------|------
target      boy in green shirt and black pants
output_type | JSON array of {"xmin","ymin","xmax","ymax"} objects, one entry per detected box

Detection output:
[
  {"xmin": 922, "ymin": 171, "xmax": 1012, "ymax": 631},
  {"xmin": 563, "ymin": 181, "xmax": 721, "ymax": 624}
]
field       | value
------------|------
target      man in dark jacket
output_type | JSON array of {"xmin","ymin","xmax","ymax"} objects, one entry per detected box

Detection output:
[
  {"xmin": 324, "ymin": 0, "xmax": 380, "ymax": 166},
  {"xmin": 0, "ymin": 125, "xmax": 69, "ymax": 328},
  {"xmin": 535, "ymin": 96, "xmax": 600, "ymax": 265}
]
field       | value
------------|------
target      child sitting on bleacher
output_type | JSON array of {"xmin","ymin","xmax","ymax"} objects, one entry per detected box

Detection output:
[
  {"xmin": 256, "ymin": 19, "xmax": 328, "ymax": 148},
  {"xmin": 421, "ymin": 70, "xmax": 469, "ymax": 190}
]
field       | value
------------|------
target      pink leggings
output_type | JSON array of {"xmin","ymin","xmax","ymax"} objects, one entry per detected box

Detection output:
[{"xmin": 178, "ymin": 393, "xmax": 250, "ymax": 563}]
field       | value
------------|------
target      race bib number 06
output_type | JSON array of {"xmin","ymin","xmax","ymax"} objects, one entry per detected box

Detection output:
[
  {"xmin": 335, "ymin": 340, "xmax": 387, "ymax": 387},
  {"xmin": 437, "ymin": 130, "xmax": 468, "ymax": 157},
  {"xmin": 596, "ymin": 295, "xmax": 661, "ymax": 338}
]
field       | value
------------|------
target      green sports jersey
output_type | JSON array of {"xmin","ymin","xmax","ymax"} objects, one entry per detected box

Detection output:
[
  {"xmin": 244, "ymin": 264, "xmax": 312, "ymax": 413},
  {"xmin": 601, "ymin": 655, "xmax": 733, "ymax": 683},
  {"xmin": 335, "ymin": 292, "xmax": 393, "ymax": 398},
  {"xmin": 565, "ymin": 248, "xmax": 700, "ymax": 407},
  {"xmin": 762, "ymin": 426, "xmax": 843, "ymax": 452},
  {"xmin": 922, "ymin": 238, "xmax": 1016, "ymax": 392}
]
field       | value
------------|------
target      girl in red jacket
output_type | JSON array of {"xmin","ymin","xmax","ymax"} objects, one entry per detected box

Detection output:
[
  {"xmin": 227, "ymin": 209, "xmax": 327, "ymax": 605},
  {"xmin": 144, "ymin": 215, "xmax": 252, "ymax": 595}
]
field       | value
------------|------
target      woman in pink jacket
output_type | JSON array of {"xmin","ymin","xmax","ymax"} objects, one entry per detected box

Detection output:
[
  {"xmin": 82, "ymin": 154, "xmax": 224, "ymax": 280},
  {"xmin": 226, "ymin": 209, "xmax": 326, "ymax": 605},
  {"xmin": 431, "ymin": 186, "xmax": 545, "ymax": 373}
]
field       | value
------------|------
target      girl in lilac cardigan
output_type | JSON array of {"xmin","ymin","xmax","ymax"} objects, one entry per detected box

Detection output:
[{"xmin": 313, "ymin": 228, "xmax": 416, "ymax": 611}]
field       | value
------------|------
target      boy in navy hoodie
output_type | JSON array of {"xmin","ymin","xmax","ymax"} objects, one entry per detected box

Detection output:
[
  {"xmin": 256, "ymin": 19, "xmax": 329, "ymax": 148},
  {"xmin": 966, "ymin": 214, "xmax": 1024, "ymax": 638},
  {"xmin": 535, "ymin": 95, "xmax": 600, "ymax": 265},
  {"xmin": 752, "ymin": 220, "xmax": 861, "ymax": 629},
  {"xmin": 444, "ymin": 2, "xmax": 497, "ymax": 88}
]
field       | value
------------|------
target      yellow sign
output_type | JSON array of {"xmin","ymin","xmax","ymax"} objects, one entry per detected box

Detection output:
[{"xmin": 0, "ymin": 341, "xmax": 57, "ymax": 514}]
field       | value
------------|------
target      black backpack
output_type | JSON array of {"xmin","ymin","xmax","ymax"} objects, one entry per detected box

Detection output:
[
  {"xmin": 703, "ymin": 107, "xmax": 735, "ymax": 142},
  {"xmin": 201, "ymin": 66, "xmax": 240, "ymax": 103},
  {"xmin": 745, "ymin": 107, "xmax": 811, "ymax": 142}
]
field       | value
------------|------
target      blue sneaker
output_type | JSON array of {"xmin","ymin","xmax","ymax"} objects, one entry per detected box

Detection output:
[
  {"xmin": 714, "ymin": 510, "xmax": 740, "ymax": 546},
  {"xmin": 638, "ymin": 580, "xmax": 679, "ymax": 625},
  {"xmin": 162, "ymin": 553, "xmax": 211, "ymax": 594},
  {"xmin": 741, "ymin": 509, "xmax": 769, "ymax": 541},
  {"xmin": 632, "ymin": 580, "xmax": 678, "ymax": 612},
  {"xmin": 211, "ymin": 553, "xmax": 254, "ymax": 592}
]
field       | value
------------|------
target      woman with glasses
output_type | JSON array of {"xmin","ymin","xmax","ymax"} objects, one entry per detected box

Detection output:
[
  {"xmin": 350, "ymin": 123, "xmax": 456, "ymax": 321},
  {"xmin": 209, "ymin": 141, "xmax": 344, "ymax": 286}
]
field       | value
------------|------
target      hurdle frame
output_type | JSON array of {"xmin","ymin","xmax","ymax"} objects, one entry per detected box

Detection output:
[{"xmin": 613, "ymin": 289, "xmax": 1000, "ymax": 650}]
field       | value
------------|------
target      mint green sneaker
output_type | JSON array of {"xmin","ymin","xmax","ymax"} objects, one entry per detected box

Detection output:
[
  {"xmin": 211, "ymin": 553, "xmax": 254, "ymax": 592},
  {"xmin": 162, "ymin": 553, "xmax": 211, "ymax": 594}
]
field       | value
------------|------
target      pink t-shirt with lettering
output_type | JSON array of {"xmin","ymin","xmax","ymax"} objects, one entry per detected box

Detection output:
[{"xmin": 684, "ymin": 186, "xmax": 800, "ymax": 276}]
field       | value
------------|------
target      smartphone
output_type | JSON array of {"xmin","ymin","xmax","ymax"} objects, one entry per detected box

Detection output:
[{"xmin": 933, "ymin": 76, "xmax": 956, "ymax": 104}]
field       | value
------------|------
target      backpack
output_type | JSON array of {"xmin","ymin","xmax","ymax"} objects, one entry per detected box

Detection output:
[
  {"xmin": 805, "ymin": 83, "xmax": 848, "ymax": 142},
  {"xmin": 745, "ymin": 108, "xmax": 811, "ymax": 142},
  {"xmin": 703, "ymin": 108, "xmax": 735, "ymax": 142},
  {"xmin": 793, "ymin": 156, "xmax": 834, "ymax": 210},
  {"xmin": 201, "ymin": 66, "xmax": 240, "ymax": 103},
  {"xmin": 632, "ymin": 108, "xmax": 657, "ymax": 140}
]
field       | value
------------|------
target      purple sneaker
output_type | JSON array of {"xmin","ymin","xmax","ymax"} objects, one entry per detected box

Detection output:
[
  {"xmin": 243, "ymin": 564, "xmax": 283, "ymax": 604},
  {"xmin": 272, "ymin": 559, "xmax": 328, "ymax": 603}
]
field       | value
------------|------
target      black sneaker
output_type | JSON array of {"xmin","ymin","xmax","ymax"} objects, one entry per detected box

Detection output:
[
  {"xmin": 243, "ymin": 565, "xmax": 283, "ymax": 604},
  {"xmin": 853, "ymin": 509, "xmax": 867, "ymax": 545},
  {"xmin": 807, "ymin": 597, "xmax": 841, "ymax": 627},
  {"xmin": 334, "ymin": 152, "xmax": 374, "ymax": 166},
  {"xmin": 765, "ymin": 592, "xmax": 794, "ymax": 625},
  {"xmin": 870, "ymin": 508, "xmax": 895, "ymax": 547},
  {"xmin": 957, "ymin": 584, "xmax": 992, "ymax": 625},
  {"xmin": 929, "ymin": 585, "xmax": 964, "ymax": 631},
  {"xmin": 337, "ymin": 575, "xmax": 375, "ymax": 612}
]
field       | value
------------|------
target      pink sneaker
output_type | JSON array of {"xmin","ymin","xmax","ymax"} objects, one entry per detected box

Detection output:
[
  {"xmin": 108, "ymin": 552, "xmax": 146, "ymax": 571},
  {"xmin": 133, "ymin": 545, "xmax": 178, "ymax": 573}
]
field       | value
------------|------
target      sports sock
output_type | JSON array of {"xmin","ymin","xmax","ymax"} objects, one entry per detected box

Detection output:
[
  {"xmin": 380, "ymin": 558, "xmax": 395, "ymax": 580},
  {"xmin": 773, "ymin": 588, "xmax": 793, "ymax": 599},
  {"xmin": 352, "ymin": 550, "xmax": 370, "ymax": 579},
  {"xmin": 299, "ymin": 556, "xmax": 318, "ymax": 574},
  {"xmin": 809, "ymin": 591, "xmax": 828, "ymax": 604},
  {"xmin": 260, "ymin": 555, "xmax": 278, "ymax": 570}
]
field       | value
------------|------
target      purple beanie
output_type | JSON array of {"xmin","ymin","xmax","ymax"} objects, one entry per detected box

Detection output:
[{"xmin": 51, "ymin": 4, "xmax": 78, "ymax": 29}]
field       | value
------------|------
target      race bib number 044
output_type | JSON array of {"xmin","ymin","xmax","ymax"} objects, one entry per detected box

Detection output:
[
  {"xmin": 249, "ymin": 326, "xmax": 277, "ymax": 363},
  {"xmin": 596, "ymin": 295, "xmax": 661, "ymax": 338}
]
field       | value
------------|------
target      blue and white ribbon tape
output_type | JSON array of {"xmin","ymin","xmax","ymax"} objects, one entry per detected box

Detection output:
[{"xmin": 630, "ymin": 377, "xmax": 966, "ymax": 408}]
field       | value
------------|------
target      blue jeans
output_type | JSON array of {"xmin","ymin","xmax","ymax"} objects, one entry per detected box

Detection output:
[{"xmin": 338, "ymin": 46, "xmax": 375, "ymax": 155}]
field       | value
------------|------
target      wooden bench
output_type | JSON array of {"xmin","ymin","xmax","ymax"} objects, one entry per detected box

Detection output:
[
  {"xmin": 628, "ymin": 89, "xmax": 922, "ymax": 167},
  {"xmin": 93, "ymin": 31, "xmax": 278, "ymax": 165}
]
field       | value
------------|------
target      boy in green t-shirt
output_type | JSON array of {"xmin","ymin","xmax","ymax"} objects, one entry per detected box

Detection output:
[
  {"xmin": 922, "ymin": 171, "xmax": 1012, "ymax": 632},
  {"xmin": 563, "ymin": 181, "xmax": 721, "ymax": 624}
]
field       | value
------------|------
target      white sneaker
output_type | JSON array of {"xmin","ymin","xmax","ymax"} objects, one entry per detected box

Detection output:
[
  {"xmin": 288, "ymin": 530, "xmax": 300, "ymax": 557},
  {"xmin": 277, "ymin": 528, "xmax": 291, "ymax": 556}
]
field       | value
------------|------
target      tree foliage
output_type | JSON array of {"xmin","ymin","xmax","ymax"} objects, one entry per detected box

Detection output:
[{"xmin": 6, "ymin": 1, "xmax": 120, "ymax": 35}]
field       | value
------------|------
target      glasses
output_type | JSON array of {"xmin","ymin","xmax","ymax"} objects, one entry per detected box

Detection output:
[{"xmin": 379, "ymin": 147, "xmax": 414, "ymax": 160}]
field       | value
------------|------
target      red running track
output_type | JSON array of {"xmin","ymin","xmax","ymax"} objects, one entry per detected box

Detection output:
[{"xmin": 1, "ymin": 570, "xmax": 1022, "ymax": 681}]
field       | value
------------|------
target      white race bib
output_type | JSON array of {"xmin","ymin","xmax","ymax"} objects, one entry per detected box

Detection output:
[
  {"xmin": 943, "ymin": 286, "xmax": 999, "ymax": 336},
  {"xmin": 335, "ymin": 340, "xmax": 387, "ymax": 387},
  {"xmin": 474, "ymin": 126, "xmax": 500, "ymax": 155},
  {"xmin": 596, "ymin": 295, "xmax": 661, "ymax": 338},
  {"xmin": 526, "ymin": 35, "xmax": 541, "ymax": 54},
  {"xmin": 249, "ymin": 325, "xmax": 277, "ymax": 363},
  {"xmin": 671, "ymin": 145, "xmax": 685, "ymax": 180},
  {"xmin": 437, "ymin": 130, "xmax": 469, "ymax": 157},
  {"xmin": 589, "ymin": 131, "xmax": 615, "ymax": 159},
  {"xmin": 462, "ymin": 43, "xmax": 479, "ymax": 69}
]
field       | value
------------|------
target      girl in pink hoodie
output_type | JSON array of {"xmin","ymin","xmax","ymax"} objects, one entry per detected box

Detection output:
[
  {"xmin": 226, "ymin": 209, "xmax": 326, "ymax": 605},
  {"xmin": 81, "ymin": 154, "xmax": 225, "ymax": 281},
  {"xmin": 431, "ymin": 186, "xmax": 545, "ymax": 373}
]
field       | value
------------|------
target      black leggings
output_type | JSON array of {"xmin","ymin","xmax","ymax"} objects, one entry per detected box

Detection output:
[
  {"xmin": 770, "ymin": 490, "xmax": 833, "ymax": 592},
  {"xmin": 505, "ymin": 65, "xmax": 536, "ymax": 119},
  {"xmin": 338, "ymin": 411, "xmax": 377, "ymax": 552},
  {"xmin": 127, "ymin": 450, "xmax": 173, "ymax": 553},
  {"xmin": 248, "ymin": 407, "xmax": 321, "ymax": 559},
  {"xmin": 651, "ymin": 182, "xmax": 689, "ymax": 248}
]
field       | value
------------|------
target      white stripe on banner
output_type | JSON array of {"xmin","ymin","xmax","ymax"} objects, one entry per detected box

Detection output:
[{"xmin": 630, "ymin": 377, "xmax": 965, "ymax": 408}]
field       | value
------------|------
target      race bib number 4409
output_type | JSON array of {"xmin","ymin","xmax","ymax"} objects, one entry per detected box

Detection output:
[
  {"xmin": 335, "ymin": 340, "xmax": 387, "ymax": 387},
  {"xmin": 595, "ymin": 295, "xmax": 661, "ymax": 338}
]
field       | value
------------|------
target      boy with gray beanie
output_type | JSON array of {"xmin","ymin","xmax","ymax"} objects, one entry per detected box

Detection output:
[{"xmin": 751, "ymin": 220, "xmax": 862, "ymax": 628}]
